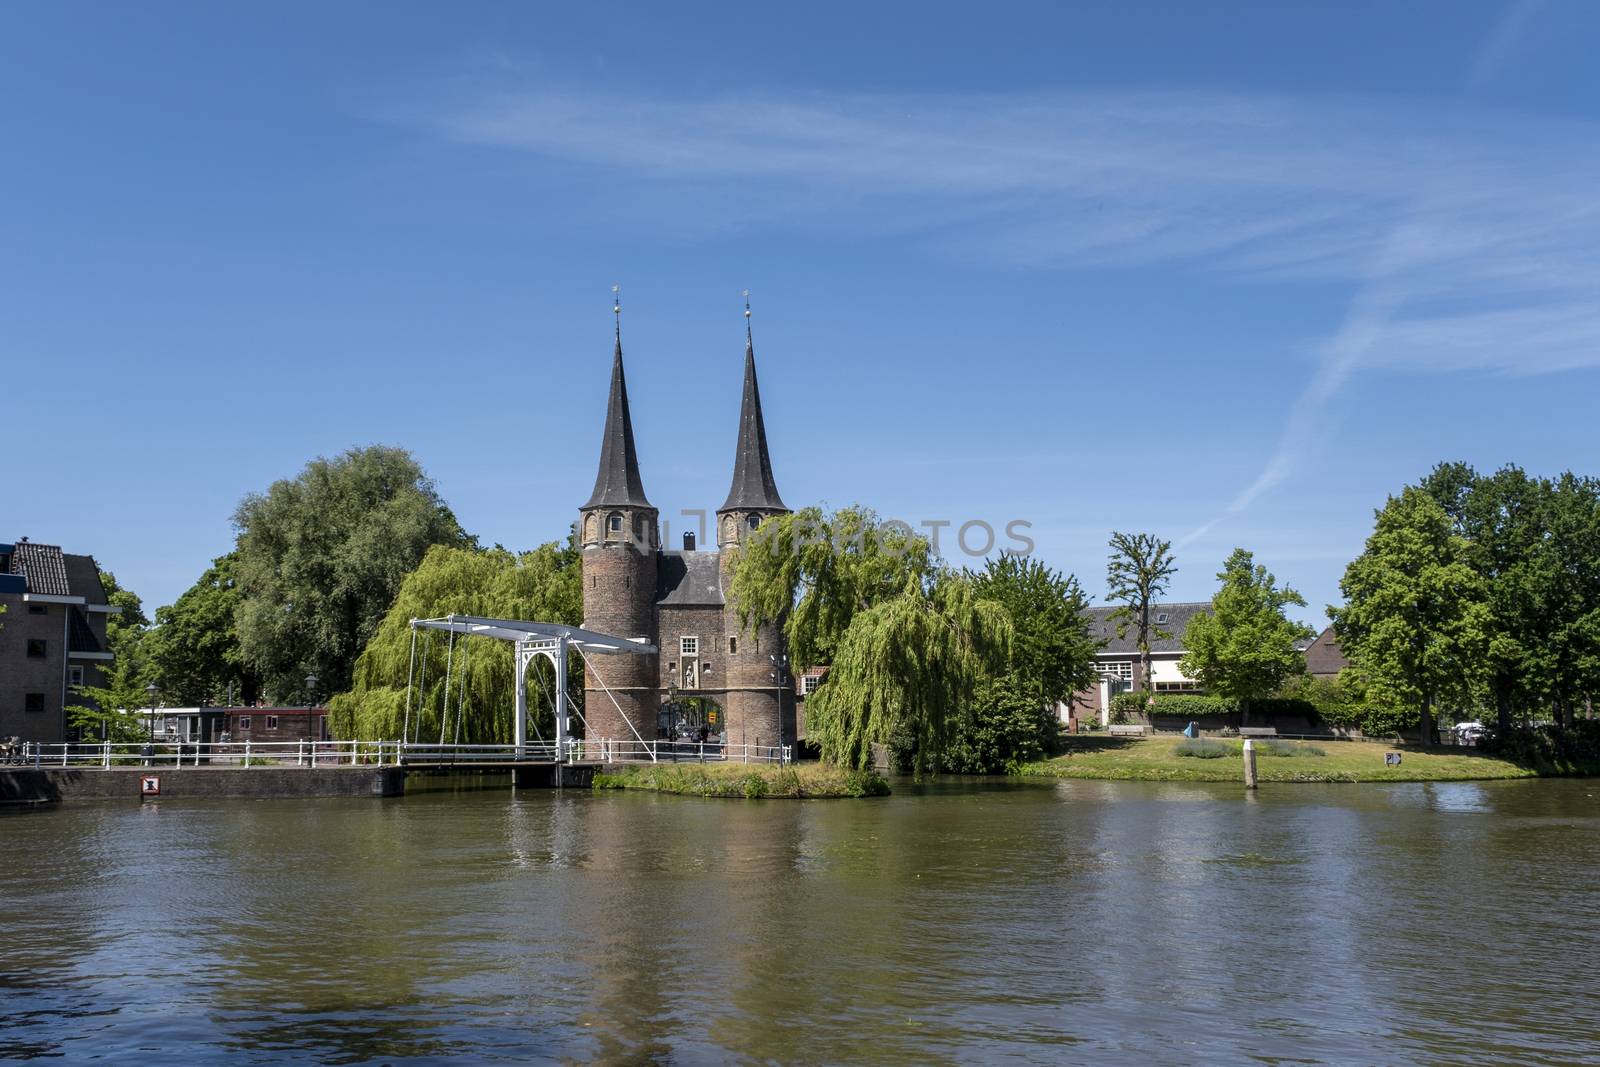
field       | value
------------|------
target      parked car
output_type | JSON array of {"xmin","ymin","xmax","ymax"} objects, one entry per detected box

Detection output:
[{"xmin": 1453, "ymin": 721, "xmax": 1487, "ymax": 745}]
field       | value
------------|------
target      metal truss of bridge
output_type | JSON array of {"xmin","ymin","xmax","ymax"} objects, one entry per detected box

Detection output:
[{"xmin": 405, "ymin": 614, "xmax": 657, "ymax": 761}]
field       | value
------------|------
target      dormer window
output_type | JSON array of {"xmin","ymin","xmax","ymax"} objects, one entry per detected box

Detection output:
[
  {"xmin": 1155, "ymin": 612, "xmax": 1169, "ymax": 624},
  {"xmin": 607, "ymin": 513, "xmax": 624, "ymax": 538}
]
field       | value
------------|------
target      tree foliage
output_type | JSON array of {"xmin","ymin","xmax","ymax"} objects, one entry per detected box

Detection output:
[
  {"xmin": 1181, "ymin": 548, "xmax": 1314, "ymax": 715},
  {"xmin": 66, "ymin": 570, "xmax": 154, "ymax": 741},
  {"xmin": 802, "ymin": 574, "xmax": 1011, "ymax": 772},
  {"xmin": 730, "ymin": 506, "xmax": 934, "ymax": 667},
  {"xmin": 1330, "ymin": 488, "xmax": 1488, "ymax": 744},
  {"xmin": 730, "ymin": 506, "xmax": 1009, "ymax": 771},
  {"xmin": 944, "ymin": 555, "xmax": 1100, "ymax": 773},
  {"xmin": 232, "ymin": 445, "xmax": 472, "ymax": 701},
  {"xmin": 1420, "ymin": 462, "xmax": 1600, "ymax": 731},
  {"xmin": 1105, "ymin": 531, "xmax": 1176, "ymax": 692},
  {"xmin": 146, "ymin": 551, "xmax": 260, "ymax": 706},
  {"xmin": 326, "ymin": 542, "xmax": 582, "ymax": 742}
]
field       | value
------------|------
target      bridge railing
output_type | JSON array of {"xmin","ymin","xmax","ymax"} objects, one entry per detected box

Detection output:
[
  {"xmin": 9, "ymin": 740, "xmax": 401, "ymax": 769},
  {"xmin": 574, "ymin": 739, "xmax": 791, "ymax": 765},
  {"xmin": 7, "ymin": 737, "xmax": 793, "ymax": 770}
]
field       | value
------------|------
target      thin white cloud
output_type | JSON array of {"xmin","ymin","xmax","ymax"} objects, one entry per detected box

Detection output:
[
  {"xmin": 393, "ymin": 79, "xmax": 1600, "ymax": 548},
  {"xmin": 415, "ymin": 86, "xmax": 1600, "ymax": 378}
]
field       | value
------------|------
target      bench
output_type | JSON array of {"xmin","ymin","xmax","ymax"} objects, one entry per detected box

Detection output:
[
  {"xmin": 1239, "ymin": 727, "xmax": 1279, "ymax": 738},
  {"xmin": 1108, "ymin": 724, "xmax": 1149, "ymax": 737}
]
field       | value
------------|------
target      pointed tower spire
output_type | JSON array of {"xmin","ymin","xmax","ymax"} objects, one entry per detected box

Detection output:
[
  {"xmin": 583, "ymin": 288, "xmax": 652, "ymax": 508},
  {"xmin": 721, "ymin": 292, "xmax": 786, "ymax": 512}
]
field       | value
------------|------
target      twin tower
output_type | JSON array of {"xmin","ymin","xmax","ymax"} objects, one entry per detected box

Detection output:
[{"xmin": 577, "ymin": 306, "xmax": 797, "ymax": 752}]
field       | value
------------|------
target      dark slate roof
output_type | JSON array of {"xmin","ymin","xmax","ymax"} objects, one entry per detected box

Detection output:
[
  {"xmin": 656, "ymin": 551, "xmax": 725, "ymax": 606},
  {"xmin": 1304, "ymin": 625, "xmax": 1350, "ymax": 675},
  {"xmin": 68, "ymin": 607, "xmax": 103, "ymax": 654},
  {"xmin": 11, "ymin": 541, "xmax": 71, "ymax": 596},
  {"xmin": 63, "ymin": 554, "xmax": 107, "ymax": 602},
  {"xmin": 1085, "ymin": 602, "xmax": 1212, "ymax": 654},
  {"xmin": 583, "ymin": 338, "xmax": 652, "ymax": 510},
  {"xmin": 720, "ymin": 338, "xmax": 786, "ymax": 513}
]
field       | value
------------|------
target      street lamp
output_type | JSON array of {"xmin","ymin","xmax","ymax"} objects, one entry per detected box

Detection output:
[
  {"xmin": 305, "ymin": 673, "xmax": 319, "ymax": 707},
  {"xmin": 145, "ymin": 681, "xmax": 159, "ymax": 742}
]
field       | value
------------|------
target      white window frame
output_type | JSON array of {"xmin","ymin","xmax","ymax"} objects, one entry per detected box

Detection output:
[
  {"xmin": 238, "ymin": 715, "xmax": 252, "ymax": 730},
  {"xmin": 680, "ymin": 636, "xmax": 699, "ymax": 656},
  {"xmin": 68, "ymin": 665, "xmax": 84, "ymax": 688},
  {"xmin": 266, "ymin": 715, "xmax": 279, "ymax": 730},
  {"xmin": 802, "ymin": 674, "xmax": 821, "ymax": 695},
  {"xmin": 1098, "ymin": 660, "xmax": 1133, "ymax": 682}
]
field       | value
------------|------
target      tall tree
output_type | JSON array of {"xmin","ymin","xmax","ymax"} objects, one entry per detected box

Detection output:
[
  {"xmin": 232, "ymin": 446, "xmax": 472, "ymax": 701},
  {"xmin": 944, "ymin": 554, "xmax": 1100, "ymax": 773},
  {"xmin": 328, "ymin": 542, "xmax": 582, "ymax": 743},
  {"xmin": 146, "ymin": 551, "xmax": 261, "ymax": 707},
  {"xmin": 1331, "ymin": 488, "xmax": 1488, "ymax": 745},
  {"xmin": 801, "ymin": 573, "xmax": 1010, "ymax": 772},
  {"xmin": 729, "ymin": 506, "xmax": 1009, "ymax": 770},
  {"xmin": 1180, "ymin": 548, "xmax": 1314, "ymax": 721},
  {"xmin": 1543, "ymin": 473, "xmax": 1600, "ymax": 727},
  {"xmin": 1420, "ymin": 463, "xmax": 1554, "ymax": 733},
  {"xmin": 1105, "ymin": 531, "xmax": 1176, "ymax": 698}
]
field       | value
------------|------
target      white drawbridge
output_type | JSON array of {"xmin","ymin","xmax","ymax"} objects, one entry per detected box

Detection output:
[{"xmin": 404, "ymin": 615, "xmax": 656, "ymax": 759}]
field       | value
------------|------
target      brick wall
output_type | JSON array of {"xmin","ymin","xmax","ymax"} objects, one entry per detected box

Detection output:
[{"xmin": 0, "ymin": 596, "xmax": 68, "ymax": 743}]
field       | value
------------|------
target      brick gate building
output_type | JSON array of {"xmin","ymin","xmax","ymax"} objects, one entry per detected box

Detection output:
[{"xmin": 577, "ymin": 310, "xmax": 796, "ymax": 752}]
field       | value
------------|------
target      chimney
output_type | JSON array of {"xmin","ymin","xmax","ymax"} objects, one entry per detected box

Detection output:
[{"xmin": 683, "ymin": 531, "xmax": 696, "ymax": 551}]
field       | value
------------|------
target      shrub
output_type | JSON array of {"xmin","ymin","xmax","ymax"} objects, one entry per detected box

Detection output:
[
  {"xmin": 1149, "ymin": 695, "xmax": 1236, "ymax": 719},
  {"xmin": 1174, "ymin": 739, "xmax": 1232, "ymax": 759},
  {"xmin": 1259, "ymin": 739, "xmax": 1326, "ymax": 758},
  {"xmin": 1109, "ymin": 692, "xmax": 1146, "ymax": 724},
  {"xmin": 1481, "ymin": 722, "xmax": 1600, "ymax": 769}
]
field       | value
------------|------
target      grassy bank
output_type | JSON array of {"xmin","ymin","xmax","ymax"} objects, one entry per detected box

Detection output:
[
  {"xmin": 593, "ymin": 761, "xmax": 890, "ymax": 798},
  {"xmin": 1017, "ymin": 734, "xmax": 1597, "ymax": 783}
]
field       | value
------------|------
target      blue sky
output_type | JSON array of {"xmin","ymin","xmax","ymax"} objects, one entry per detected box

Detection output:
[{"xmin": 5, "ymin": 1, "xmax": 1599, "ymax": 625}]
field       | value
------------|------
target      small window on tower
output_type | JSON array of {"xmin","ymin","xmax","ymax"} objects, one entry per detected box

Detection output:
[
  {"xmin": 748, "ymin": 514, "xmax": 761, "ymax": 531},
  {"xmin": 607, "ymin": 513, "xmax": 623, "ymax": 535},
  {"xmin": 728, "ymin": 636, "xmax": 737, "ymax": 654}
]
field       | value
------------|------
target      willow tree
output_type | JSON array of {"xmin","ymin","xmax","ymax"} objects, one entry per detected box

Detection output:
[
  {"xmin": 326, "ymin": 541, "xmax": 581, "ymax": 742},
  {"xmin": 729, "ymin": 506, "xmax": 1010, "ymax": 771}
]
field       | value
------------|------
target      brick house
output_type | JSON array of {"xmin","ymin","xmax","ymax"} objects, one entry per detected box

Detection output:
[
  {"xmin": 1070, "ymin": 602, "xmax": 1211, "ymax": 727},
  {"xmin": 1302, "ymin": 625, "xmax": 1350, "ymax": 679},
  {"xmin": 0, "ymin": 538, "xmax": 120, "ymax": 742},
  {"xmin": 221, "ymin": 706, "xmax": 329, "ymax": 744}
]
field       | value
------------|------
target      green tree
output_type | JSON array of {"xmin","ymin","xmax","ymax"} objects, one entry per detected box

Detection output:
[
  {"xmin": 327, "ymin": 542, "xmax": 581, "ymax": 742},
  {"xmin": 730, "ymin": 506, "xmax": 1010, "ymax": 771},
  {"xmin": 146, "ymin": 551, "xmax": 261, "ymax": 707},
  {"xmin": 1331, "ymin": 488, "xmax": 1488, "ymax": 745},
  {"xmin": 802, "ymin": 573, "xmax": 1011, "ymax": 772},
  {"xmin": 1105, "ymin": 531, "xmax": 1176, "ymax": 696},
  {"xmin": 232, "ymin": 446, "xmax": 472, "ymax": 701},
  {"xmin": 1180, "ymin": 549, "xmax": 1314, "ymax": 722},
  {"xmin": 66, "ymin": 570, "xmax": 155, "ymax": 741},
  {"xmin": 944, "ymin": 555, "xmax": 1100, "ymax": 773},
  {"xmin": 1542, "ymin": 473, "xmax": 1600, "ymax": 727}
]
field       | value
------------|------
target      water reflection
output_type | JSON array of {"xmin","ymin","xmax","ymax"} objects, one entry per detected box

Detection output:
[{"xmin": 1, "ymin": 777, "xmax": 1597, "ymax": 1063}]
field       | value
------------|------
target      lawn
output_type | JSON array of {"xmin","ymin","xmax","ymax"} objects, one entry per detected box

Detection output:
[
  {"xmin": 1016, "ymin": 734, "xmax": 1591, "ymax": 783},
  {"xmin": 593, "ymin": 760, "xmax": 891, "ymax": 798}
]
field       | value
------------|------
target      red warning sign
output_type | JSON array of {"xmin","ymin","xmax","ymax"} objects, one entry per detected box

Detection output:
[{"xmin": 140, "ymin": 776, "xmax": 160, "ymax": 797}]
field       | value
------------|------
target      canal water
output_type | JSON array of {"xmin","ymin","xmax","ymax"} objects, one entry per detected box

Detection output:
[{"xmin": 2, "ymin": 776, "xmax": 1597, "ymax": 1064}]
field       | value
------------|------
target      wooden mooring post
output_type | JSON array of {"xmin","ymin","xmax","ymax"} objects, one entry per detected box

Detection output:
[{"xmin": 1242, "ymin": 738, "xmax": 1258, "ymax": 790}]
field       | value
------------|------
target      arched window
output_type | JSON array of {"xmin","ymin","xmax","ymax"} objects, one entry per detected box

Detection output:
[{"xmin": 747, "ymin": 514, "xmax": 762, "ymax": 532}]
